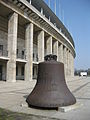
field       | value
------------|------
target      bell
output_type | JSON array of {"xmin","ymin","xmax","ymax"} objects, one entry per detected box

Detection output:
[{"xmin": 26, "ymin": 54, "xmax": 76, "ymax": 109}]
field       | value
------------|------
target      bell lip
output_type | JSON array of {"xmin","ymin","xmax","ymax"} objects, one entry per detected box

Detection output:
[
  {"xmin": 26, "ymin": 98, "xmax": 76, "ymax": 109},
  {"xmin": 26, "ymin": 103, "xmax": 77, "ymax": 109}
]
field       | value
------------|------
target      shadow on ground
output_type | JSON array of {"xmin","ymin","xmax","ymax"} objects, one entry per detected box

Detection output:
[{"xmin": 0, "ymin": 108, "xmax": 65, "ymax": 120}]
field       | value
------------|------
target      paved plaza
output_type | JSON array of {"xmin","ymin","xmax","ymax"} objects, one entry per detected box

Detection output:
[{"xmin": 0, "ymin": 77, "xmax": 90, "ymax": 120}]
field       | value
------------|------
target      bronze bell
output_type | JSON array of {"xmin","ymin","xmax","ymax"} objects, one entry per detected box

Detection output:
[{"xmin": 26, "ymin": 54, "xmax": 76, "ymax": 109}]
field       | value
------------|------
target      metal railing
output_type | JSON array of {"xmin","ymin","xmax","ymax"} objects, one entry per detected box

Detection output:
[
  {"xmin": 0, "ymin": 50, "xmax": 8, "ymax": 57},
  {"xmin": 17, "ymin": 54, "xmax": 26, "ymax": 60},
  {"xmin": 0, "ymin": 50, "xmax": 27, "ymax": 60},
  {"xmin": 16, "ymin": 75, "xmax": 24, "ymax": 80}
]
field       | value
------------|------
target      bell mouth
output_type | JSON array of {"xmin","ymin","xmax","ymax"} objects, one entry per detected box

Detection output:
[
  {"xmin": 26, "ymin": 97, "xmax": 76, "ymax": 109},
  {"xmin": 26, "ymin": 103, "xmax": 60, "ymax": 110}
]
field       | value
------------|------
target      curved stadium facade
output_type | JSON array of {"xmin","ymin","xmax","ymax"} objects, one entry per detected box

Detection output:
[{"xmin": 0, "ymin": 0, "xmax": 75, "ymax": 82}]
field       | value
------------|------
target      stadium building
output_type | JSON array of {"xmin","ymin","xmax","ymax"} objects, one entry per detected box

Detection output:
[{"xmin": 0, "ymin": 0, "xmax": 76, "ymax": 82}]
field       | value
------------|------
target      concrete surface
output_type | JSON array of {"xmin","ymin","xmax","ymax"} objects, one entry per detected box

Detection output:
[{"xmin": 0, "ymin": 76, "xmax": 90, "ymax": 120}]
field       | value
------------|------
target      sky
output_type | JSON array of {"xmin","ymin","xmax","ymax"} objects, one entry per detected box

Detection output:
[{"xmin": 44, "ymin": 0, "xmax": 90, "ymax": 70}]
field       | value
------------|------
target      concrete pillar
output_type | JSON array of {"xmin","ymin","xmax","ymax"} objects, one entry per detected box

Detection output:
[
  {"xmin": 67, "ymin": 50, "xmax": 69, "ymax": 76},
  {"xmin": 18, "ymin": 65, "xmax": 21, "ymax": 78},
  {"xmin": 70, "ymin": 52, "xmax": 72, "ymax": 76},
  {"xmin": 53, "ymin": 41, "xmax": 58, "ymax": 60},
  {"xmin": 69, "ymin": 52, "xmax": 74, "ymax": 77},
  {"xmin": 7, "ymin": 13, "xmax": 18, "ymax": 82},
  {"xmin": 38, "ymin": 30, "xmax": 44, "ymax": 62},
  {"xmin": 46, "ymin": 36, "xmax": 52, "ymax": 55},
  {"xmin": 71, "ymin": 53, "xmax": 74, "ymax": 77},
  {"xmin": 68, "ymin": 51, "xmax": 71, "ymax": 76},
  {"xmin": 58, "ymin": 44, "xmax": 63, "ymax": 63},
  {"xmin": 2, "ymin": 63, "xmax": 6, "ymax": 80},
  {"xmin": 66, "ymin": 49, "xmax": 68, "ymax": 76},
  {"xmin": 72, "ymin": 56, "xmax": 74, "ymax": 77},
  {"xmin": 25, "ymin": 23, "xmax": 33, "ymax": 81},
  {"xmin": 63, "ymin": 47, "xmax": 67, "ymax": 77}
]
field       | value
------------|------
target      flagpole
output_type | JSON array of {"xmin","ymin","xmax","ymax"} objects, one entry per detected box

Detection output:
[
  {"xmin": 49, "ymin": 0, "xmax": 50, "ymax": 8},
  {"xmin": 62, "ymin": 9, "xmax": 64, "ymax": 24},
  {"xmin": 59, "ymin": 0, "xmax": 61, "ymax": 20},
  {"xmin": 55, "ymin": 0, "xmax": 56, "ymax": 15}
]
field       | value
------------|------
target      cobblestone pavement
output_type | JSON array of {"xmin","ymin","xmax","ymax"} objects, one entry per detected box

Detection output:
[{"xmin": 0, "ymin": 77, "xmax": 90, "ymax": 120}]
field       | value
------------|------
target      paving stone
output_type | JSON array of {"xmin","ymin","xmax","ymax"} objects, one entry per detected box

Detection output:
[{"xmin": 0, "ymin": 77, "xmax": 90, "ymax": 120}]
